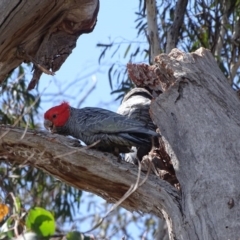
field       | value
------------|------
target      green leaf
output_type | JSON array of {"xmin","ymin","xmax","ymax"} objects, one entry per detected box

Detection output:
[
  {"xmin": 108, "ymin": 64, "xmax": 115, "ymax": 90},
  {"xmin": 124, "ymin": 44, "xmax": 131, "ymax": 58},
  {"xmin": 26, "ymin": 207, "xmax": 55, "ymax": 237},
  {"xmin": 67, "ymin": 231, "xmax": 88, "ymax": 240},
  {"xmin": 14, "ymin": 196, "xmax": 21, "ymax": 214},
  {"xmin": 6, "ymin": 230, "xmax": 13, "ymax": 240}
]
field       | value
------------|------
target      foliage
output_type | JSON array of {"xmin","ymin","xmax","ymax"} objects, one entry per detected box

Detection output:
[
  {"xmin": 0, "ymin": 66, "xmax": 83, "ymax": 238},
  {"xmin": 26, "ymin": 207, "xmax": 55, "ymax": 237},
  {"xmin": 97, "ymin": 0, "xmax": 240, "ymax": 100},
  {"xmin": 0, "ymin": 201, "xmax": 92, "ymax": 239},
  {"xmin": 0, "ymin": 65, "xmax": 40, "ymax": 128}
]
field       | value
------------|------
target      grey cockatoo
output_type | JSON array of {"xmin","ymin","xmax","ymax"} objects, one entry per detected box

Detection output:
[{"xmin": 44, "ymin": 102, "xmax": 158, "ymax": 154}]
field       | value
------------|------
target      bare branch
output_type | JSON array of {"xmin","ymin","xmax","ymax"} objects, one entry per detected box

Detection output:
[
  {"xmin": 0, "ymin": 125, "xmax": 181, "ymax": 236},
  {"xmin": 146, "ymin": 0, "xmax": 161, "ymax": 63},
  {"xmin": 214, "ymin": 0, "xmax": 234, "ymax": 58},
  {"xmin": 230, "ymin": 55, "xmax": 240, "ymax": 83},
  {"xmin": 229, "ymin": 17, "xmax": 240, "ymax": 82},
  {"xmin": 166, "ymin": 0, "xmax": 188, "ymax": 54}
]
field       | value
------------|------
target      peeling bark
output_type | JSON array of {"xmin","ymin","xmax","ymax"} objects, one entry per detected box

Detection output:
[
  {"xmin": 0, "ymin": 0, "xmax": 99, "ymax": 89},
  {"xmin": 152, "ymin": 48, "xmax": 240, "ymax": 239},
  {"xmin": 127, "ymin": 47, "xmax": 240, "ymax": 239}
]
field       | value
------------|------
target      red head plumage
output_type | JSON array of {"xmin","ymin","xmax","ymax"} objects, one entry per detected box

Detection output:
[{"xmin": 44, "ymin": 102, "xmax": 70, "ymax": 127}]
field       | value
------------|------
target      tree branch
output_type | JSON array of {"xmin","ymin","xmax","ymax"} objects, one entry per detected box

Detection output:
[
  {"xmin": 166, "ymin": 0, "xmax": 188, "ymax": 54},
  {"xmin": 214, "ymin": 0, "xmax": 236, "ymax": 81},
  {"xmin": 146, "ymin": 0, "xmax": 161, "ymax": 63},
  {"xmin": 0, "ymin": 0, "xmax": 99, "ymax": 89},
  {"xmin": 229, "ymin": 16, "xmax": 240, "ymax": 83},
  {"xmin": 0, "ymin": 125, "xmax": 181, "ymax": 236}
]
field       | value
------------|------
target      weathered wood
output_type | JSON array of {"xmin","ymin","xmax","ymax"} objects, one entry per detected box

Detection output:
[
  {"xmin": 149, "ymin": 48, "xmax": 240, "ymax": 239},
  {"xmin": 166, "ymin": 0, "xmax": 188, "ymax": 54},
  {"xmin": 0, "ymin": 126, "xmax": 181, "ymax": 238},
  {"xmin": 146, "ymin": 0, "xmax": 160, "ymax": 63},
  {"xmin": 0, "ymin": 0, "xmax": 99, "ymax": 89}
]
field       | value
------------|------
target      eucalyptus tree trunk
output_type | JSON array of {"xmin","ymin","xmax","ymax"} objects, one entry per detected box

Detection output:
[
  {"xmin": 153, "ymin": 48, "xmax": 240, "ymax": 239},
  {"xmin": 128, "ymin": 47, "xmax": 240, "ymax": 239}
]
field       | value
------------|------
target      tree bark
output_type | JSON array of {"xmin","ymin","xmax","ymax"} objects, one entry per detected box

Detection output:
[
  {"xmin": 1, "ymin": 47, "xmax": 240, "ymax": 239},
  {"xmin": 0, "ymin": 126, "xmax": 181, "ymax": 237},
  {"xmin": 128, "ymin": 47, "xmax": 240, "ymax": 239},
  {"xmin": 153, "ymin": 49, "xmax": 240, "ymax": 239},
  {"xmin": 0, "ymin": 0, "xmax": 99, "ymax": 89},
  {"xmin": 166, "ymin": 0, "xmax": 188, "ymax": 54},
  {"xmin": 146, "ymin": 0, "xmax": 160, "ymax": 63}
]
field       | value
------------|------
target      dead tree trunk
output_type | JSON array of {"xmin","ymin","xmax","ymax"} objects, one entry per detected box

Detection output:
[
  {"xmin": 128, "ymin": 47, "xmax": 240, "ymax": 239},
  {"xmin": 1, "ymin": 7, "xmax": 239, "ymax": 235},
  {"xmin": 153, "ymin": 48, "xmax": 240, "ymax": 239}
]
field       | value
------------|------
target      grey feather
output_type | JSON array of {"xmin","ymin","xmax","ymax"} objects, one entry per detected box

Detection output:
[{"xmin": 55, "ymin": 105, "xmax": 158, "ymax": 153}]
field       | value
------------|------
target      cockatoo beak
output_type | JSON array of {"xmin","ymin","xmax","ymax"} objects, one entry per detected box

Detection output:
[{"xmin": 44, "ymin": 119, "xmax": 55, "ymax": 133}]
